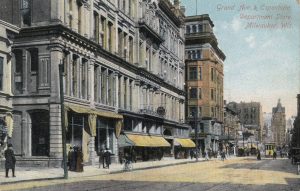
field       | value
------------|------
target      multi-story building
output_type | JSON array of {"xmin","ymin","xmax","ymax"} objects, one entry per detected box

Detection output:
[
  {"xmin": 0, "ymin": 20, "xmax": 19, "ymax": 158},
  {"xmin": 227, "ymin": 101, "xmax": 263, "ymax": 143},
  {"xmin": 185, "ymin": 14, "xmax": 225, "ymax": 152},
  {"xmin": 223, "ymin": 103, "xmax": 240, "ymax": 155},
  {"xmin": 0, "ymin": 0, "xmax": 191, "ymax": 166},
  {"xmin": 271, "ymin": 99, "xmax": 286, "ymax": 147}
]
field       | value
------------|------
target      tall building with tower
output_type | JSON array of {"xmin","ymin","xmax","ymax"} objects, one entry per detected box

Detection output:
[{"xmin": 271, "ymin": 99, "xmax": 286, "ymax": 147}]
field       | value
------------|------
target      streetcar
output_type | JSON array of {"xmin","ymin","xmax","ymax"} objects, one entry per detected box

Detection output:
[{"xmin": 264, "ymin": 142, "xmax": 275, "ymax": 157}]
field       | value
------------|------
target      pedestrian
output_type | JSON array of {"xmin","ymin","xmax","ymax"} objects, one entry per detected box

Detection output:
[
  {"xmin": 257, "ymin": 149, "xmax": 261, "ymax": 160},
  {"xmin": 205, "ymin": 150, "xmax": 209, "ymax": 161},
  {"xmin": 4, "ymin": 143, "xmax": 16, "ymax": 178},
  {"xmin": 103, "ymin": 148, "xmax": 112, "ymax": 169},
  {"xmin": 190, "ymin": 149, "xmax": 194, "ymax": 160},
  {"xmin": 221, "ymin": 151, "xmax": 226, "ymax": 161},
  {"xmin": 273, "ymin": 150, "xmax": 277, "ymax": 160},
  {"xmin": 76, "ymin": 147, "xmax": 84, "ymax": 172},
  {"xmin": 67, "ymin": 146, "xmax": 73, "ymax": 170},
  {"xmin": 70, "ymin": 146, "xmax": 77, "ymax": 171}
]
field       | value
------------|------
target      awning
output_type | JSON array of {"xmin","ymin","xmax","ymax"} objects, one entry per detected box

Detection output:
[
  {"xmin": 126, "ymin": 134, "xmax": 171, "ymax": 147},
  {"xmin": 64, "ymin": 103, "xmax": 123, "ymax": 137},
  {"xmin": 174, "ymin": 138, "xmax": 196, "ymax": 148},
  {"xmin": 118, "ymin": 134, "xmax": 135, "ymax": 147}
]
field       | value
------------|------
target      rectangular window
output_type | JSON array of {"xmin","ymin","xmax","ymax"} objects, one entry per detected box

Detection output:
[
  {"xmin": 94, "ymin": 12, "xmax": 99, "ymax": 43},
  {"xmin": 211, "ymin": 89, "xmax": 214, "ymax": 100},
  {"xmin": 118, "ymin": 29, "xmax": 123, "ymax": 56},
  {"xmin": 94, "ymin": 65, "xmax": 99, "ymax": 102},
  {"xmin": 199, "ymin": 107, "xmax": 202, "ymax": 117},
  {"xmin": 30, "ymin": 49, "xmax": 38, "ymax": 72},
  {"xmin": 211, "ymin": 68, "xmax": 214, "ymax": 81},
  {"xmin": 196, "ymin": 50, "xmax": 201, "ymax": 59},
  {"xmin": 189, "ymin": 88, "xmax": 197, "ymax": 99},
  {"xmin": 72, "ymin": 57, "xmax": 78, "ymax": 97},
  {"xmin": 189, "ymin": 106, "xmax": 197, "ymax": 117},
  {"xmin": 101, "ymin": 68, "xmax": 107, "ymax": 104},
  {"xmin": 100, "ymin": 17, "xmax": 106, "ymax": 47},
  {"xmin": 129, "ymin": 37, "xmax": 134, "ymax": 63},
  {"xmin": 198, "ymin": 88, "xmax": 202, "ymax": 99},
  {"xmin": 0, "ymin": 57, "xmax": 3, "ymax": 90},
  {"xmin": 81, "ymin": 60, "xmax": 86, "ymax": 99},
  {"xmin": 199, "ymin": 66, "xmax": 202, "ymax": 80},
  {"xmin": 211, "ymin": 107, "xmax": 214, "ymax": 117},
  {"xmin": 189, "ymin": 67, "xmax": 197, "ymax": 80},
  {"xmin": 108, "ymin": 22, "xmax": 113, "ymax": 52},
  {"xmin": 21, "ymin": 0, "xmax": 31, "ymax": 26}
]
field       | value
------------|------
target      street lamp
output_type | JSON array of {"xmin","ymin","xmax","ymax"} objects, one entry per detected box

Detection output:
[{"xmin": 59, "ymin": 62, "xmax": 68, "ymax": 179}]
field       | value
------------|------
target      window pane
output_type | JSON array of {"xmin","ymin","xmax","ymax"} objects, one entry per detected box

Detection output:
[{"xmin": 189, "ymin": 88, "xmax": 197, "ymax": 99}]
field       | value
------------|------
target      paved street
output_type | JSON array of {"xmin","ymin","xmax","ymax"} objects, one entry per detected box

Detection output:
[{"xmin": 1, "ymin": 157, "xmax": 299, "ymax": 191}]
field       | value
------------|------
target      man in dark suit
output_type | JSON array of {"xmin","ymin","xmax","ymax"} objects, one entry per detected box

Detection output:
[{"xmin": 4, "ymin": 143, "xmax": 16, "ymax": 178}]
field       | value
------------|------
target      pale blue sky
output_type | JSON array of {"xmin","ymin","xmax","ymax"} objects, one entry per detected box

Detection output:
[{"xmin": 181, "ymin": 0, "xmax": 300, "ymax": 118}]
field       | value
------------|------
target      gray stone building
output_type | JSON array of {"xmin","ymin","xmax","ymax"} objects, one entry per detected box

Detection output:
[
  {"xmin": 0, "ymin": 0, "xmax": 191, "ymax": 166},
  {"xmin": 0, "ymin": 20, "xmax": 19, "ymax": 157},
  {"xmin": 271, "ymin": 99, "xmax": 286, "ymax": 148}
]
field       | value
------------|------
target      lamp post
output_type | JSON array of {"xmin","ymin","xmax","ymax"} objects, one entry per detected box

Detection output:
[{"xmin": 59, "ymin": 62, "xmax": 68, "ymax": 179}]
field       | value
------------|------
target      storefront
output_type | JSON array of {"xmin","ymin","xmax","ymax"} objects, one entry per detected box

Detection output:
[
  {"xmin": 65, "ymin": 103, "xmax": 123, "ymax": 163},
  {"xmin": 174, "ymin": 138, "xmax": 195, "ymax": 159},
  {"xmin": 118, "ymin": 133, "xmax": 170, "ymax": 162}
]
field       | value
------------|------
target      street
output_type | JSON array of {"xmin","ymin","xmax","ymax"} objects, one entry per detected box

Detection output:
[{"xmin": 1, "ymin": 157, "xmax": 299, "ymax": 191}]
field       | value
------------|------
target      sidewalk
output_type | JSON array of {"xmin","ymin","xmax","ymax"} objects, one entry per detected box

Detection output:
[{"xmin": 0, "ymin": 156, "xmax": 238, "ymax": 185}]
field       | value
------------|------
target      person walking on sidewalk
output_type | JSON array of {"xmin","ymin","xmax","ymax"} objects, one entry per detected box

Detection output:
[
  {"xmin": 4, "ymin": 143, "xmax": 16, "ymax": 178},
  {"xmin": 103, "ymin": 148, "xmax": 112, "ymax": 169},
  {"xmin": 205, "ymin": 150, "xmax": 209, "ymax": 161}
]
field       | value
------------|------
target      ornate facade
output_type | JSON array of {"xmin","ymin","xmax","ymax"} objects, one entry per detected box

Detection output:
[
  {"xmin": 0, "ymin": 0, "xmax": 190, "ymax": 166},
  {"xmin": 0, "ymin": 20, "xmax": 19, "ymax": 158}
]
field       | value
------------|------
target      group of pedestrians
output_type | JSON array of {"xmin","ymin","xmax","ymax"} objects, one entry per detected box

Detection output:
[{"xmin": 68, "ymin": 146, "xmax": 84, "ymax": 172}]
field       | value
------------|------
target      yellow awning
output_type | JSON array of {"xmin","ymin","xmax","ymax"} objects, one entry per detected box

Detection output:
[
  {"xmin": 126, "ymin": 134, "xmax": 171, "ymax": 147},
  {"xmin": 175, "ymin": 138, "xmax": 196, "ymax": 148}
]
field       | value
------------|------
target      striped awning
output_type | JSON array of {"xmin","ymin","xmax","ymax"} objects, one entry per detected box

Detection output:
[
  {"xmin": 126, "ymin": 134, "xmax": 171, "ymax": 147},
  {"xmin": 174, "ymin": 138, "xmax": 196, "ymax": 148}
]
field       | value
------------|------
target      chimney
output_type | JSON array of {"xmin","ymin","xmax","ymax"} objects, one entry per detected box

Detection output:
[{"xmin": 297, "ymin": 94, "xmax": 300, "ymax": 116}]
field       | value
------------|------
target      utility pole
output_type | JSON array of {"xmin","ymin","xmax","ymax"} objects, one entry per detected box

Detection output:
[
  {"xmin": 59, "ymin": 62, "xmax": 68, "ymax": 179},
  {"xmin": 193, "ymin": 108, "xmax": 199, "ymax": 162}
]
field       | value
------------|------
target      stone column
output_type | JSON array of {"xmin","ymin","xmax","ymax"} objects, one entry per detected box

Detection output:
[
  {"xmin": 88, "ymin": 59, "xmax": 95, "ymax": 104},
  {"xmin": 78, "ymin": 57, "xmax": 83, "ymax": 99},
  {"xmin": 22, "ymin": 49, "xmax": 28, "ymax": 94},
  {"xmin": 133, "ymin": 80, "xmax": 140, "ymax": 112},
  {"xmin": 49, "ymin": 45, "xmax": 63, "ymax": 103},
  {"xmin": 89, "ymin": 136, "xmax": 96, "ymax": 165}
]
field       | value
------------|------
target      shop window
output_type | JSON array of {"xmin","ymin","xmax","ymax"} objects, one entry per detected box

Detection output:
[
  {"xmin": 95, "ymin": 118, "xmax": 115, "ymax": 154},
  {"xmin": 67, "ymin": 113, "xmax": 85, "ymax": 147}
]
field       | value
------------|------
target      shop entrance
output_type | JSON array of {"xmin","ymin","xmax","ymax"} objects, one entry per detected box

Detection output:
[{"xmin": 30, "ymin": 110, "xmax": 49, "ymax": 156}]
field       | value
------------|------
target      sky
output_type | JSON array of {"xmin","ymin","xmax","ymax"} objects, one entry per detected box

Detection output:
[{"xmin": 181, "ymin": 0, "xmax": 300, "ymax": 118}]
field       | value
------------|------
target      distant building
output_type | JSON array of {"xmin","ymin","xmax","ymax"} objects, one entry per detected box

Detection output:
[
  {"xmin": 227, "ymin": 101, "xmax": 263, "ymax": 143},
  {"xmin": 271, "ymin": 99, "xmax": 286, "ymax": 147},
  {"xmin": 184, "ymin": 14, "xmax": 226, "ymax": 152}
]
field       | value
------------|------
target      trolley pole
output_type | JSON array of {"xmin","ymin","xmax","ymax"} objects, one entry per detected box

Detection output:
[{"xmin": 59, "ymin": 62, "xmax": 68, "ymax": 179}]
